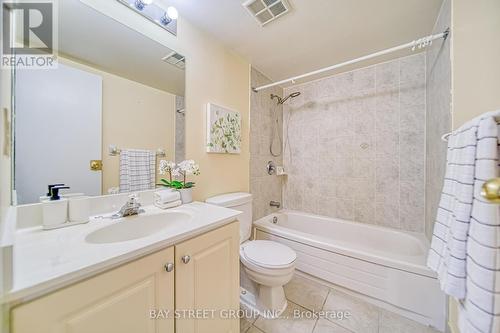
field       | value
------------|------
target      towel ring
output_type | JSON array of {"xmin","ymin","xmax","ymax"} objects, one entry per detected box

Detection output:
[{"xmin": 441, "ymin": 132, "xmax": 452, "ymax": 142}]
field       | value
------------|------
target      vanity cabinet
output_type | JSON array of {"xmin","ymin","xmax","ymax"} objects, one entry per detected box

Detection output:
[
  {"xmin": 11, "ymin": 246, "xmax": 175, "ymax": 333},
  {"xmin": 175, "ymin": 221, "xmax": 240, "ymax": 332},
  {"xmin": 11, "ymin": 222, "xmax": 239, "ymax": 333}
]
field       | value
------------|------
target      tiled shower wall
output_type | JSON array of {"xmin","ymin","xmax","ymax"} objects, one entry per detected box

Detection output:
[
  {"xmin": 250, "ymin": 68, "xmax": 283, "ymax": 220},
  {"xmin": 283, "ymin": 54, "xmax": 426, "ymax": 232},
  {"xmin": 425, "ymin": 0, "xmax": 452, "ymax": 240}
]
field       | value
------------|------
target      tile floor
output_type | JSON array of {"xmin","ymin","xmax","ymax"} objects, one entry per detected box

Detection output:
[{"xmin": 240, "ymin": 274, "xmax": 440, "ymax": 333}]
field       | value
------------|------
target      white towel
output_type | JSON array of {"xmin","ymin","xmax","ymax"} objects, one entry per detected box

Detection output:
[
  {"xmin": 119, "ymin": 149, "xmax": 156, "ymax": 193},
  {"xmin": 154, "ymin": 189, "xmax": 181, "ymax": 204},
  {"xmin": 154, "ymin": 200, "xmax": 182, "ymax": 210},
  {"xmin": 427, "ymin": 110, "xmax": 500, "ymax": 333}
]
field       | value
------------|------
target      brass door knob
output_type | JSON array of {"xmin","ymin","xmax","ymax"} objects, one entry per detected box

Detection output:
[
  {"xmin": 481, "ymin": 178, "xmax": 500, "ymax": 203},
  {"xmin": 90, "ymin": 160, "xmax": 102, "ymax": 171}
]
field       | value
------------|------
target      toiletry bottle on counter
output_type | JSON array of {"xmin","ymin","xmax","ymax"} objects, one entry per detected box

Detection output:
[
  {"xmin": 39, "ymin": 183, "xmax": 65, "ymax": 202},
  {"xmin": 42, "ymin": 186, "xmax": 70, "ymax": 229}
]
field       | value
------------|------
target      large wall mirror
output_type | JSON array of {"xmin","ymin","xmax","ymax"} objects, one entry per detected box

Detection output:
[{"xmin": 12, "ymin": 0, "xmax": 185, "ymax": 205}]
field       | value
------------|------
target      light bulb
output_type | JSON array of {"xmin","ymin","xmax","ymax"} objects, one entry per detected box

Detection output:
[
  {"xmin": 167, "ymin": 6, "xmax": 178, "ymax": 20},
  {"xmin": 134, "ymin": 0, "xmax": 153, "ymax": 10}
]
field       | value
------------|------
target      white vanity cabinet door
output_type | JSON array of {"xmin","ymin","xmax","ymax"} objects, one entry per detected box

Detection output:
[
  {"xmin": 175, "ymin": 222, "xmax": 240, "ymax": 333},
  {"xmin": 11, "ymin": 247, "xmax": 175, "ymax": 333}
]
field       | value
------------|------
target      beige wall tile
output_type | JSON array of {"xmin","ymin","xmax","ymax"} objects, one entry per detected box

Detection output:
[
  {"xmin": 375, "ymin": 199, "xmax": 400, "ymax": 229},
  {"xmin": 283, "ymin": 55, "xmax": 426, "ymax": 232},
  {"xmin": 336, "ymin": 198, "xmax": 354, "ymax": 220},
  {"xmin": 355, "ymin": 199, "xmax": 376, "ymax": 223},
  {"xmin": 375, "ymin": 60, "xmax": 400, "ymax": 89},
  {"xmin": 317, "ymin": 196, "xmax": 337, "ymax": 218},
  {"xmin": 400, "ymin": 54, "xmax": 426, "ymax": 84},
  {"xmin": 250, "ymin": 68, "xmax": 283, "ymax": 220}
]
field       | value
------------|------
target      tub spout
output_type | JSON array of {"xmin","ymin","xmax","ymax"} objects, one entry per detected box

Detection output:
[{"xmin": 270, "ymin": 201, "xmax": 281, "ymax": 208}]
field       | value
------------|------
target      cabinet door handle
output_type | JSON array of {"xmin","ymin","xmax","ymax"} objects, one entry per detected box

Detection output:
[
  {"xmin": 164, "ymin": 263, "xmax": 174, "ymax": 272},
  {"xmin": 181, "ymin": 255, "xmax": 191, "ymax": 264}
]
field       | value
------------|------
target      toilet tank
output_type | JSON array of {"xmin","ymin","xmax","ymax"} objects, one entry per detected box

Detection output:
[{"xmin": 206, "ymin": 192, "xmax": 252, "ymax": 243}]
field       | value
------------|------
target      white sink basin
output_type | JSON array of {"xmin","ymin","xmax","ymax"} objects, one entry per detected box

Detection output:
[{"xmin": 85, "ymin": 212, "xmax": 192, "ymax": 244}]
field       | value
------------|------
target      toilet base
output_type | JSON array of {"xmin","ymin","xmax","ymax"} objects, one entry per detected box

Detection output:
[{"xmin": 240, "ymin": 287, "xmax": 287, "ymax": 319}]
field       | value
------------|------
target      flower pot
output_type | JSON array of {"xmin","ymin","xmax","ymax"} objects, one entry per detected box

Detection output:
[{"xmin": 179, "ymin": 188, "xmax": 193, "ymax": 204}]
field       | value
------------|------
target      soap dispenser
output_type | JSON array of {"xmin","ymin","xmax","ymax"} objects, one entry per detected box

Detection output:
[
  {"xmin": 39, "ymin": 183, "xmax": 65, "ymax": 202},
  {"xmin": 42, "ymin": 186, "xmax": 70, "ymax": 229}
]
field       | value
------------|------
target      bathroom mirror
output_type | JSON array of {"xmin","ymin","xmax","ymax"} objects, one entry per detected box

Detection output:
[{"xmin": 12, "ymin": 0, "xmax": 186, "ymax": 205}]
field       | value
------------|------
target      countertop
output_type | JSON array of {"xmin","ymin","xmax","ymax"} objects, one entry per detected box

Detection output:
[{"xmin": 3, "ymin": 202, "xmax": 241, "ymax": 304}]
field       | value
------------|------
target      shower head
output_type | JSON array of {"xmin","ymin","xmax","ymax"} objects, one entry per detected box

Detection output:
[{"xmin": 270, "ymin": 91, "xmax": 301, "ymax": 105}]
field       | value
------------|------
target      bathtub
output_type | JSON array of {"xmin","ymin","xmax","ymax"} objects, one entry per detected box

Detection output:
[{"xmin": 253, "ymin": 210, "xmax": 446, "ymax": 331}]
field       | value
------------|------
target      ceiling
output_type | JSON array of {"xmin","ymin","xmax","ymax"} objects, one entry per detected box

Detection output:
[
  {"xmin": 59, "ymin": 0, "xmax": 185, "ymax": 95},
  {"xmin": 162, "ymin": 0, "xmax": 444, "ymax": 86}
]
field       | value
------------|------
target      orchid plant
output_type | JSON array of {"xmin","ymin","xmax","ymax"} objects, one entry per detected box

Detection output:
[{"xmin": 158, "ymin": 159, "xmax": 200, "ymax": 189}]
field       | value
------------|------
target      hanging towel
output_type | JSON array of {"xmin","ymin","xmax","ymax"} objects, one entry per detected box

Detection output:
[
  {"xmin": 427, "ymin": 111, "xmax": 500, "ymax": 333},
  {"xmin": 119, "ymin": 149, "xmax": 156, "ymax": 193}
]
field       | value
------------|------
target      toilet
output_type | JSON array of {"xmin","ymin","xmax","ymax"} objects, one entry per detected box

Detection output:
[{"xmin": 206, "ymin": 192, "xmax": 296, "ymax": 316}]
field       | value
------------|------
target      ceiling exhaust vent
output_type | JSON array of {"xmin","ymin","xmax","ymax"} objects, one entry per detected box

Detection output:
[
  {"xmin": 243, "ymin": 0, "xmax": 290, "ymax": 27},
  {"xmin": 162, "ymin": 52, "xmax": 185, "ymax": 70}
]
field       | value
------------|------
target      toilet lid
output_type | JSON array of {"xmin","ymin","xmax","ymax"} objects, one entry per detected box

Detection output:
[{"xmin": 241, "ymin": 240, "xmax": 296, "ymax": 268}]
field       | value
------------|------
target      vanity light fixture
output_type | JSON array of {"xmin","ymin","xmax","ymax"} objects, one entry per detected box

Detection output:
[
  {"xmin": 116, "ymin": 0, "xmax": 178, "ymax": 36},
  {"xmin": 134, "ymin": 0, "xmax": 154, "ymax": 11},
  {"xmin": 161, "ymin": 6, "xmax": 178, "ymax": 25}
]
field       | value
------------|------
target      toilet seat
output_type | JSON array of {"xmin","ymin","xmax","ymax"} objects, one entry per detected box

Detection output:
[{"xmin": 240, "ymin": 240, "xmax": 296, "ymax": 269}]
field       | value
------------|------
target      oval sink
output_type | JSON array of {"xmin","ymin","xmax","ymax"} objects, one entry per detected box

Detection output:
[{"xmin": 85, "ymin": 212, "xmax": 191, "ymax": 244}]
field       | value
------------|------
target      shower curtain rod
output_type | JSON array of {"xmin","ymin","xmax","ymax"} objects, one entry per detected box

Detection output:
[{"xmin": 252, "ymin": 28, "xmax": 450, "ymax": 92}]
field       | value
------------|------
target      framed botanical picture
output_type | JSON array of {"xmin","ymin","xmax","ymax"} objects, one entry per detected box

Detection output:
[{"xmin": 206, "ymin": 103, "xmax": 242, "ymax": 154}]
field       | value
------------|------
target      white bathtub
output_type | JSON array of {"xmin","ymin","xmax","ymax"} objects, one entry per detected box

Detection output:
[{"xmin": 254, "ymin": 210, "xmax": 446, "ymax": 331}]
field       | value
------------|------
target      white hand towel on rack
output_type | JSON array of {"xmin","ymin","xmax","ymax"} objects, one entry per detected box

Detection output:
[
  {"xmin": 427, "ymin": 110, "xmax": 500, "ymax": 333},
  {"xmin": 154, "ymin": 189, "xmax": 181, "ymax": 204},
  {"xmin": 119, "ymin": 149, "xmax": 156, "ymax": 193}
]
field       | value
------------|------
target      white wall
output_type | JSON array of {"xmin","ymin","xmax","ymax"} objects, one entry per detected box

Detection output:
[
  {"xmin": 0, "ymin": 65, "xmax": 13, "ymax": 333},
  {"xmin": 452, "ymin": 0, "xmax": 500, "ymax": 128},
  {"xmin": 447, "ymin": 1, "xmax": 500, "ymax": 332}
]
